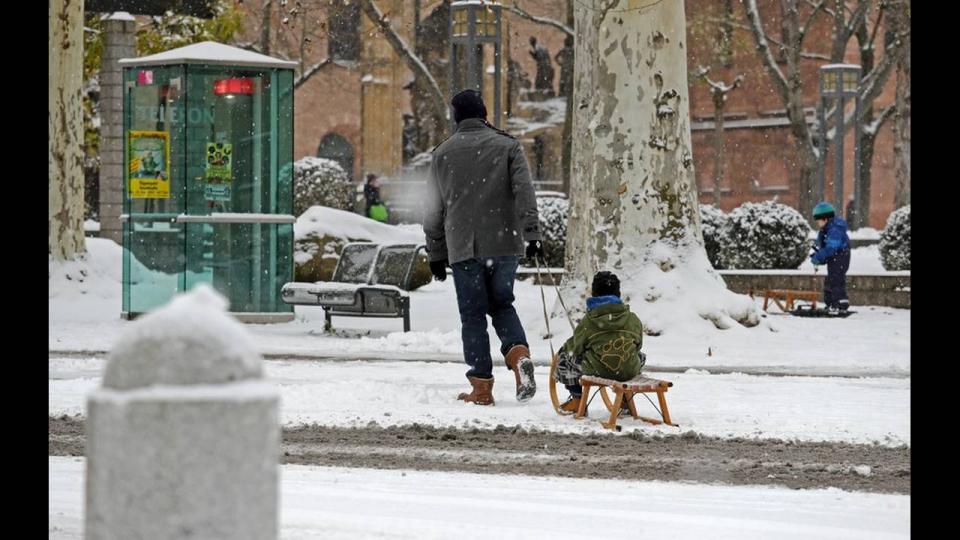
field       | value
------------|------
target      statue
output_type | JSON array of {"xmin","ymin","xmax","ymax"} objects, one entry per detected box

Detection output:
[
  {"xmin": 529, "ymin": 36, "xmax": 555, "ymax": 97},
  {"xmin": 554, "ymin": 35, "xmax": 574, "ymax": 98},
  {"xmin": 507, "ymin": 59, "xmax": 531, "ymax": 115}
]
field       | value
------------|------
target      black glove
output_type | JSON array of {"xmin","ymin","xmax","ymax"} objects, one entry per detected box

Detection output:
[
  {"xmin": 429, "ymin": 259, "xmax": 448, "ymax": 281},
  {"xmin": 525, "ymin": 240, "xmax": 544, "ymax": 260}
]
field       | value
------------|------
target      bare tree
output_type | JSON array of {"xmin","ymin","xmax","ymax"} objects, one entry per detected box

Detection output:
[
  {"xmin": 50, "ymin": 0, "xmax": 87, "ymax": 260},
  {"xmin": 743, "ymin": 0, "xmax": 906, "ymax": 224},
  {"xmin": 358, "ymin": 0, "xmax": 448, "ymax": 125},
  {"xmin": 743, "ymin": 0, "xmax": 825, "ymax": 219},
  {"xmin": 505, "ymin": 1, "xmax": 573, "ymax": 37},
  {"xmin": 559, "ymin": 0, "xmax": 573, "ymax": 194},
  {"xmin": 695, "ymin": 67, "xmax": 745, "ymax": 206},
  {"xmin": 689, "ymin": 0, "xmax": 747, "ymax": 207},
  {"xmin": 888, "ymin": 0, "xmax": 910, "ymax": 209},
  {"xmin": 260, "ymin": 0, "xmax": 273, "ymax": 55},
  {"xmin": 239, "ymin": 1, "xmax": 340, "ymax": 90}
]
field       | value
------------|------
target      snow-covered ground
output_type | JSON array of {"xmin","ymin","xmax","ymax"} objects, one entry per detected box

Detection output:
[
  {"xmin": 50, "ymin": 354, "xmax": 908, "ymax": 445},
  {"xmin": 49, "ymin": 238, "xmax": 911, "ymax": 445},
  {"xmin": 49, "ymin": 222, "xmax": 910, "ymax": 537},
  {"xmin": 50, "ymin": 457, "xmax": 910, "ymax": 539},
  {"xmin": 50, "ymin": 240, "xmax": 911, "ymax": 378}
]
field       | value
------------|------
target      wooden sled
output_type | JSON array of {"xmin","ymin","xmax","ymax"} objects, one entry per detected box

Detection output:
[{"xmin": 548, "ymin": 353, "xmax": 680, "ymax": 431}]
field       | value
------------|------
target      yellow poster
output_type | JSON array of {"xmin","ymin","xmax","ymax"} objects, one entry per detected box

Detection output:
[{"xmin": 128, "ymin": 130, "xmax": 170, "ymax": 199}]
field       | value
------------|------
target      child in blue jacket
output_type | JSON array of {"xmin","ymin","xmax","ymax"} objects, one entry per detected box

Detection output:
[{"xmin": 810, "ymin": 202, "xmax": 852, "ymax": 314}]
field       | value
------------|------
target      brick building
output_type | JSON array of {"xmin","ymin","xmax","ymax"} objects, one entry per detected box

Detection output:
[{"xmin": 234, "ymin": 0, "xmax": 902, "ymax": 229}]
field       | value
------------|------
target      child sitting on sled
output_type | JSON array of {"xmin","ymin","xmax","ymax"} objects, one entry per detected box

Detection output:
[{"xmin": 553, "ymin": 271, "xmax": 646, "ymax": 415}]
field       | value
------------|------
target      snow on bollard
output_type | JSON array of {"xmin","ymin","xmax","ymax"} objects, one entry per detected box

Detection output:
[{"xmin": 85, "ymin": 284, "xmax": 279, "ymax": 540}]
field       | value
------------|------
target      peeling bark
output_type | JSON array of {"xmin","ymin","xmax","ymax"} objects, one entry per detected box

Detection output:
[
  {"xmin": 49, "ymin": 0, "xmax": 86, "ymax": 260},
  {"xmin": 561, "ymin": 0, "xmax": 758, "ymax": 332},
  {"xmin": 890, "ymin": 0, "xmax": 910, "ymax": 208}
]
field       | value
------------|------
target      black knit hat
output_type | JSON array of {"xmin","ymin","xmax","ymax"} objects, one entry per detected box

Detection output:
[
  {"xmin": 591, "ymin": 271, "xmax": 621, "ymax": 298},
  {"xmin": 451, "ymin": 89, "xmax": 487, "ymax": 123}
]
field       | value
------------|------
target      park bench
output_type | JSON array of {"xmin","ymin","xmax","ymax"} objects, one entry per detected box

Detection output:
[
  {"xmin": 753, "ymin": 289, "xmax": 820, "ymax": 312},
  {"xmin": 280, "ymin": 242, "xmax": 426, "ymax": 332}
]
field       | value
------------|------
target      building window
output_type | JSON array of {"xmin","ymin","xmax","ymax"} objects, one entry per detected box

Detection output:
[
  {"xmin": 317, "ymin": 132, "xmax": 355, "ymax": 179},
  {"xmin": 328, "ymin": 1, "xmax": 361, "ymax": 62}
]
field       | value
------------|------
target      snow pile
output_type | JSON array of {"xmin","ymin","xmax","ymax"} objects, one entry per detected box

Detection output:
[
  {"xmin": 554, "ymin": 240, "xmax": 761, "ymax": 338},
  {"xmin": 294, "ymin": 206, "xmax": 426, "ymax": 282},
  {"xmin": 294, "ymin": 157, "xmax": 354, "ymax": 216},
  {"xmin": 879, "ymin": 205, "xmax": 910, "ymax": 271},
  {"xmin": 103, "ymin": 284, "xmax": 262, "ymax": 389},
  {"xmin": 699, "ymin": 204, "xmax": 727, "ymax": 269},
  {"xmin": 49, "ymin": 238, "xmax": 123, "ymax": 323},
  {"xmin": 720, "ymin": 201, "xmax": 811, "ymax": 269},
  {"xmin": 295, "ymin": 206, "xmax": 423, "ymax": 244}
]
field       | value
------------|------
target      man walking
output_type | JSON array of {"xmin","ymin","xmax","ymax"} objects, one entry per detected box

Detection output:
[{"xmin": 424, "ymin": 89, "xmax": 543, "ymax": 406}]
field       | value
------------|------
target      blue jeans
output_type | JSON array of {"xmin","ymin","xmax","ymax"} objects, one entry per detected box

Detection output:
[{"xmin": 451, "ymin": 256, "xmax": 528, "ymax": 379}]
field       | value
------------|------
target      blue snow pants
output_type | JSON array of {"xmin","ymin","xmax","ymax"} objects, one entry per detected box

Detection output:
[{"xmin": 824, "ymin": 249, "xmax": 851, "ymax": 310}]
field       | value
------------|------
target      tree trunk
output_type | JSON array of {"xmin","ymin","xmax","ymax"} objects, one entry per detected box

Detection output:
[
  {"xmin": 49, "ymin": 0, "xmax": 86, "ymax": 261},
  {"xmin": 856, "ymin": 124, "xmax": 876, "ymax": 229},
  {"xmin": 744, "ymin": 1, "xmax": 821, "ymax": 220},
  {"xmin": 852, "ymin": 10, "xmax": 875, "ymax": 230},
  {"xmin": 562, "ymin": 0, "xmax": 758, "ymax": 333},
  {"xmin": 892, "ymin": 0, "xmax": 910, "ymax": 208},
  {"xmin": 261, "ymin": 0, "xmax": 273, "ymax": 55},
  {"xmin": 712, "ymin": 93, "xmax": 725, "ymax": 206},
  {"xmin": 299, "ymin": 10, "xmax": 307, "ymax": 79},
  {"xmin": 359, "ymin": 0, "xmax": 447, "ymax": 126},
  {"xmin": 560, "ymin": 0, "xmax": 574, "ymax": 195}
]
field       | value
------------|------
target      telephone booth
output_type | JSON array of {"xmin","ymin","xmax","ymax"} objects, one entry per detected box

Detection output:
[{"xmin": 119, "ymin": 42, "xmax": 297, "ymax": 322}]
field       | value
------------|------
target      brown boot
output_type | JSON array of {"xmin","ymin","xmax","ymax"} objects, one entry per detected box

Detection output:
[
  {"xmin": 505, "ymin": 344, "xmax": 536, "ymax": 402},
  {"xmin": 457, "ymin": 376, "xmax": 495, "ymax": 405},
  {"xmin": 559, "ymin": 395, "xmax": 585, "ymax": 416}
]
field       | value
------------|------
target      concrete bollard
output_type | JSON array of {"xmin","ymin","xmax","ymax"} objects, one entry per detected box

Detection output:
[{"xmin": 85, "ymin": 284, "xmax": 279, "ymax": 540}]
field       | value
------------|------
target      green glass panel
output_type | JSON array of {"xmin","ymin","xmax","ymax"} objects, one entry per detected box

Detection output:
[
  {"xmin": 184, "ymin": 222, "xmax": 293, "ymax": 313},
  {"xmin": 122, "ymin": 64, "xmax": 293, "ymax": 316},
  {"xmin": 276, "ymin": 69, "xmax": 294, "ymax": 216},
  {"xmin": 184, "ymin": 66, "xmax": 275, "ymax": 215},
  {"xmin": 122, "ymin": 65, "xmax": 186, "ymax": 316}
]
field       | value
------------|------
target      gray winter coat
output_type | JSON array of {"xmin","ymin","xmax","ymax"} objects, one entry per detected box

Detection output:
[{"xmin": 423, "ymin": 118, "xmax": 540, "ymax": 264}]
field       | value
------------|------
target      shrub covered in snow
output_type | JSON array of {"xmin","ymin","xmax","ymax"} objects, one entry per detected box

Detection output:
[
  {"xmin": 698, "ymin": 204, "xmax": 727, "ymax": 269},
  {"xmin": 879, "ymin": 205, "xmax": 910, "ymax": 270},
  {"xmin": 533, "ymin": 194, "xmax": 569, "ymax": 267},
  {"xmin": 719, "ymin": 201, "xmax": 811, "ymax": 269},
  {"xmin": 293, "ymin": 157, "xmax": 354, "ymax": 216}
]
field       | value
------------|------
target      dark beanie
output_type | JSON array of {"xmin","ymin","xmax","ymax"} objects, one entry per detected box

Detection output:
[
  {"xmin": 591, "ymin": 271, "xmax": 621, "ymax": 298},
  {"xmin": 451, "ymin": 89, "xmax": 487, "ymax": 124}
]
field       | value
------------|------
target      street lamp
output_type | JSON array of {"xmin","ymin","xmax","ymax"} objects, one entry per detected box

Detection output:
[
  {"xmin": 448, "ymin": 0, "xmax": 503, "ymax": 128},
  {"xmin": 817, "ymin": 64, "xmax": 862, "ymax": 227}
]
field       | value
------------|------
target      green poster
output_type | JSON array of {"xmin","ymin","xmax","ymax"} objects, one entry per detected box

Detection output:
[{"xmin": 204, "ymin": 142, "xmax": 233, "ymax": 201}]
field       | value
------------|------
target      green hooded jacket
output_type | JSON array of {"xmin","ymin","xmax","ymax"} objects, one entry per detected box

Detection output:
[{"xmin": 564, "ymin": 302, "xmax": 643, "ymax": 381}]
